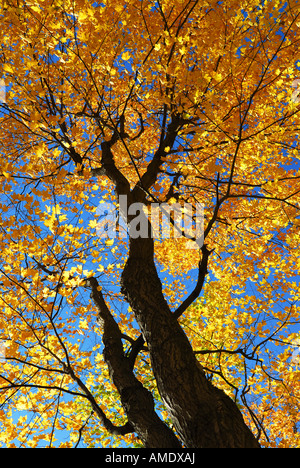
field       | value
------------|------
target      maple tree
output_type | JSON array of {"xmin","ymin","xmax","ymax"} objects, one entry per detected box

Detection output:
[{"xmin": 0, "ymin": 0, "xmax": 300, "ymax": 448}]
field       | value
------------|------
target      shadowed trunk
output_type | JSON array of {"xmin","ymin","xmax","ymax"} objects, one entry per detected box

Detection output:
[{"xmin": 121, "ymin": 236, "xmax": 260, "ymax": 448}]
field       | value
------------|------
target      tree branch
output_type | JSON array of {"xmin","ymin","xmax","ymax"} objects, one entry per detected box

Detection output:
[
  {"xmin": 85, "ymin": 276, "xmax": 182, "ymax": 447},
  {"xmin": 174, "ymin": 244, "xmax": 212, "ymax": 319},
  {"xmin": 131, "ymin": 113, "xmax": 182, "ymax": 202}
]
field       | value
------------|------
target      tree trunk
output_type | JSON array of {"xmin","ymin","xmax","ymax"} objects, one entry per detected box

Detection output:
[
  {"xmin": 101, "ymin": 134, "xmax": 260, "ymax": 447},
  {"xmin": 121, "ymin": 236, "xmax": 260, "ymax": 448}
]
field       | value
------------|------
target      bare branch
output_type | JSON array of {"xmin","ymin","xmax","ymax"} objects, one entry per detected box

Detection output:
[{"xmin": 174, "ymin": 244, "xmax": 212, "ymax": 319}]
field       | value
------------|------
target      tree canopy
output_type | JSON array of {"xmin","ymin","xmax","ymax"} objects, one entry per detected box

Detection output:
[{"xmin": 0, "ymin": 0, "xmax": 300, "ymax": 448}]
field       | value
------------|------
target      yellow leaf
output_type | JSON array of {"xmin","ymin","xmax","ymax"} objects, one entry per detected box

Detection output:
[
  {"xmin": 3, "ymin": 63, "xmax": 13, "ymax": 74},
  {"xmin": 79, "ymin": 319, "xmax": 89, "ymax": 330},
  {"xmin": 89, "ymin": 219, "xmax": 98, "ymax": 229},
  {"xmin": 121, "ymin": 51, "xmax": 131, "ymax": 61},
  {"xmin": 30, "ymin": 5, "xmax": 40, "ymax": 12},
  {"xmin": 78, "ymin": 11, "xmax": 88, "ymax": 22}
]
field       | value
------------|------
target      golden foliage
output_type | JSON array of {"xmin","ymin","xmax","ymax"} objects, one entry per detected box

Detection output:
[{"xmin": 0, "ymin": 0, "xmax": 300, "ymax": 447}]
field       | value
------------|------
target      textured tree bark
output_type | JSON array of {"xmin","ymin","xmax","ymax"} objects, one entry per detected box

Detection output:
[
  {"xmin": 87, "ymin": 277, "xmax": 181, "ymax": 448},
  {"xmin": 121, "ymin": 236, "xmax": 261, "ymax": 448}
]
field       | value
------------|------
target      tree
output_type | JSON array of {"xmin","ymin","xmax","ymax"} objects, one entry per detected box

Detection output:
[{"xmin": 0, "ymin": 0, "xmax": 300, "ymax": 448}]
